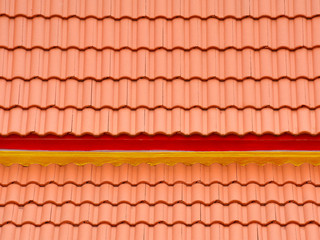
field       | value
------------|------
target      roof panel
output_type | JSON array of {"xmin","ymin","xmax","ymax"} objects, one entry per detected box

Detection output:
[
  {"xmin": 1, "ymin": 78, "xmax": 319, "ymax": 110},
  {"xmin": 0, "ymin": 163, "xmax": 319, "ymax": 240},
  {"xmin": 1, "ymin": 0, "xmax": 320, "ymax": 137},
  {"xmin": 1, "ymin": 202, "xmax": 319, "ymax": 226},
  {"xmin": 1, "ymin": 48, "xmax": 320, "ymax": 81},
  {"xmin": 0, "ymin": 107, "xmax": 319, "ymax": 136},
  {"xmin": 1, "ymin": 16, "xmax": 320, "ymax": 51},
  {"xmin": 1, "ymin": 0, "xmax": 320, "ymax": 19},
  {"xmin": 0, "ymin": 182, "xmax": 319, "ymax": 206},
  {"xmin": 0, "ymin": 163, "xmax": 317, "ymax": 186},
  {"xmin": 1, "ymin": 0, "xmax": 320, "ymax": 239}
]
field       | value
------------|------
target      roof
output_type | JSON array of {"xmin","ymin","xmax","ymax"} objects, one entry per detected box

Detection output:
[
  {"xmin": 1, "ymin": 163, "xmax": 320, "ymax": 240},
  {"xmin": 1, "ymin": 0, "xmax": 320, "ymax": 239},
  {"xmin": 0, "ymin": 0, "xmax": 320, "ymax": 136}
]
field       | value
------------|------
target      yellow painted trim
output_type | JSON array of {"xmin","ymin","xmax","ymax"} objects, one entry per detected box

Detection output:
[{"xmin": 0, "ymin": 151, "xmax": 320, "ymax": 166}]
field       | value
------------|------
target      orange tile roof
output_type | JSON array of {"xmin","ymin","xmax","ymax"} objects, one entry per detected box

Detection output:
[
  {"xmin": 1, "ymin": 78, "xmax": 320, "ymax": 110},
  {"xmin": 0, "ymin": 163, "xmax": 320, "ymax": 239},
  {"xmin": 2, "ymin": 48, "xmax": 320, "ymax": 81},
  {"xmin": 0, "ymin": 0, "xmax": 320, "ymax": 136},
  {"xmin": 1, "ymin": 17, "xmax": 320, "ymax": 51},
  {"xmin": 1, "ymin": 107, "xmax": 320, "ymax": 136},
  {"xmin": 1, "ymin": 0, "xmax": 320, "ymax": 19},
  {"xmin": 1, "ymin": 1, "xmax": 320, "ymax": 239}
]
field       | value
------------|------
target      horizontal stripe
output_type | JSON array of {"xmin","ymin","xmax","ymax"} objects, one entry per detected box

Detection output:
[
  {"xmin": 1, "ymin": 150, "xmax": 320, "ymax": 166},
  {"xmin": 1, "ymin": 134, "xmax": 320, "ymax": 151}
]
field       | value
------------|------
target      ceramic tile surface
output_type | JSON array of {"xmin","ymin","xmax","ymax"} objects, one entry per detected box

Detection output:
[
  {"xmin": 1, "ymin": 1, "xmax": 320, "ymax": 239},
  {"xmin": 2, "ymin": 17, "xmax": 320, "ymax": 51},
  {"xmin": 0, "ymin": 0, "xmax": 320, "ymax": 135},
  {"xmin": 1, "ymin": 0, "xmax": 320, "ymax": 19},
  {"xmin": 0, "ymin": 0, "xmax": 320, "ymax": 136},
  {"xmin": 1, "ymin": 107, "xmax": 320, "ymax": 136},
  {"xmin": 2, "ymin": 78, "xmax": 320, "ymax": 110},
  {"xmin": 0, "ymin": 163, "xmax": 320, "ymax": 240}
]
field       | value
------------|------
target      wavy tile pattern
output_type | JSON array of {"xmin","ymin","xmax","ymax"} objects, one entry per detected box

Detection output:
[
  {"xmin": 0, "ymin": 163, "xmax": 318, "ymax": 186},
  {"xmin": 0, "ymin": 107, "xmax": 319, "ymax": 136},
  {"xmin": 1, "ymin": 182, "xmax": 320, "ymax": 206},
  {"xmin": 1, "ymin": 78, "xmax": 320, "ymax": 110},
  {"xmin": 0, "ymin": 163, "xmax": 320, "ymax": 240},
  {"xmin": 1, "ymin": 1, "xmax": 320, "ymax": 239},
  {"xmin": 1, "ymin": 16, "xmax": 320, "ymax": 50},
  {"xmin": 1, "ymin": 0, "xmax": 320, "ymax": 19},
  {"xmin": 1, "ymin": 48, "xmax": 320, "ymax": 80},
  {"xmin": 2, "ymin": 202, "xmax": 320, "ymax": 226},
  {"xmin": 0, "ymin": 0, "xmax": 320, "ymax": 136},
  {"xmin": 1, "ymin": 223, "xmax": 320, "ymax": 240}
]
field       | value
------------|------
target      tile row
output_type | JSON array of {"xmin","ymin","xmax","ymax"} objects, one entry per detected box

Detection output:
[
  {"xmin": 1, "ymin": 0, "xmax": 320, "ymax": 19},
  {"xmin": 1, "ymin": 48, "xmax": 320, "ymax": 80},
  {"xmin": 0, "ymin": 107, "xmax": 320, "ymax": 136},
  {"xmin": 2, "ymin": 16, "xmax": 320, "ymax": 50},
  {"xmin": 1, "ymin": 223, "xmax": 319, "ymax": 240},
  {"xmin": 0, "ymin": 163, "xmax": 317, "ymax": 186},
  {"xmin": 0, "ymin": 182, "xmax": 319, "ymax": 206},
  {"xmin": 1, "ymin": 78, "xmax": 320, "ymax": 110},
  {"xmin": 1, "ymin": 202, "xmax": 319, "ymax": 226}
]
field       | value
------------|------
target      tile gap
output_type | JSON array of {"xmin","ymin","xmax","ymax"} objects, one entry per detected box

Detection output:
[
  {"xmin": 70, "ymin": 110, "xmax": 74, "ymax": 132},
  {"xmin": 144, "ymin": 0, "xmax": 147, "ymax": 15},
  {"xmin": 109, "ymin": 51, "xmax": 112, "ymax": 76},
  {"xmin": 107, "ymin": 109, "xmax": 110, "ymax": 132},
  {"xmin": 49, "ymin": 204, "xmax": 53, "ymax": 222},
  {"xmin": 126, "ymin": 79, "xmax": 129, "ymax": 105},
  {"xmin": 90, "ymin": 164, "xmax": 93, "ymax": 182},
  {"xmin": 162, "ymin": 21, "xmax": 164, "ymax": 46},
  {"xmin": 235, "ymin": 163, "xmax": 238, "ymax": 181},
  {"xmin": 54, "ymin": 80, "xmax": 58, "ymax": 105},
  {"xmin": 143, "ymin": 108, "xmax": 146, "ymax": 132},
  {"xmin": 87, "ymin": 202, "xmax": 90, "ymax": 222},
  {"xmin": 161, "ymin": 80, "xmax": 164, "ymax": 106},
  {"xmin": 90, "ymin": 80, "xmax": 93, "ymax": 106},
  {"xmin": 33, "ymin": 108, "xmax": 38, "ymax": 132},
  {"xmin": 144, "ymin": 51, "xmax": 147, "ymax": 76},
  {"xmin": 17, "ymin": 80, "xmax": 21, "ymax": 105}
]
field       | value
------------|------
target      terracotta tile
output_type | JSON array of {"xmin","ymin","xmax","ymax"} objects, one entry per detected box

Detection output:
[
  {"xmin": 2, "ymin": 106, "xmax": 320, "ymax": 136},
  {"xmin": 1, "ymin": 0, "xmax": 320, "ymax": 237},
  {"xmin": 1, "ymin": 0, "xmax": 320, "ymax": 19},
  {"xmin": 0, "ymin": 163, "xmax": 313, "ymax": 184},
  {"xmin": 3, "ymin": 180, "xmax": 320, "ymax": 207},
  {"xmin": 2, "ymin": 48, "xmax": 320, "ymax": 81},
  {"xmin": 0, "ymin": 223, "xmax": 320, "ymax": 240},
  {"xmin": 0, "ymin": 164, "xmax": 319, "ymax": 235}
]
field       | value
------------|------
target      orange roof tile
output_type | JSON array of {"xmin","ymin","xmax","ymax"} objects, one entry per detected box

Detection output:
[
  {"xmin": 0, "ymin": 163, "xmax": 320, "ymax": 239},
  {"xmin": 1, "ymin": 17, "xmax": 320, "ymax": 51},
  {"xmin": 0, "ymin": 0, "xmax": 320, "ymax": 136},
  {"xmin": 0, "ymin": 107, "xmax": 320, "ymax": 136},
  {"xmin": 1, "ymin": 78, "xmax": 320, "ymax": 110},
  {"xmin": 2, "ymin": 0, "xmax": 320, "ymax": 19},
  {"xmin": 1, "ymin": 48, "xmax": 320, "ymax": 81},
  {"xmin": 1, "ymin": 1, "xmax": 320, "ymax": 239}
]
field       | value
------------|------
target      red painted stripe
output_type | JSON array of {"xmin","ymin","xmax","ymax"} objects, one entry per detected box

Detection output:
[{"xmin": 0, "ymin": 134, "xmax": 320, "ymax": 151}]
